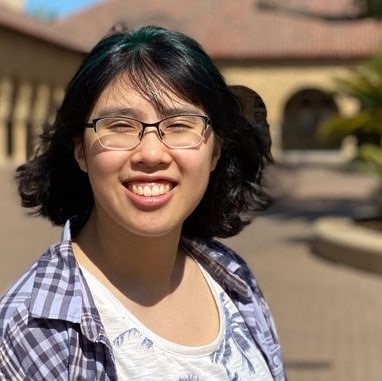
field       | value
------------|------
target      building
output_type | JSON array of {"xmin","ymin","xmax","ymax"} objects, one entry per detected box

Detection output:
[
  {"xmin": 0, "ymin": 0, "xmax": 24, "ymax": 12},
  {"xmin": 1, "ymin": 0, "xmax": 382, "ymax": 163},
  {"xmin": 0, "ymin": 3, "xmax": 87, "ymax": 162}
]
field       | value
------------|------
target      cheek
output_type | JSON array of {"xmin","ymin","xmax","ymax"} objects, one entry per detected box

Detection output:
[
  {"xmin": 86, "ymin": 151, "xmax": 129, "ymax": 188},
  {"xmin": 178, "ymin": 150, "xmax": 214, "ymax": 187}
]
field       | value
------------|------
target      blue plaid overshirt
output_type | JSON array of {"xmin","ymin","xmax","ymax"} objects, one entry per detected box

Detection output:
[{"xmin": 0, "ymin": 221, "xmax": 286, "ymax": 380}]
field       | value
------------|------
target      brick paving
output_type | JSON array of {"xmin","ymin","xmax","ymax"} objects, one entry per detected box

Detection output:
[
  {"xmin": 1, "ymin": 160, "xmax": 382, "ymax": 381},
  {"xmin": 225, "ymin": 162, "xmax": 382, "ymax": 381}
]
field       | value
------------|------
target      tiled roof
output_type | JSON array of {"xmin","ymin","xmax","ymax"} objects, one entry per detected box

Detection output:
[
  {"xmin": 52, "ymin": 0, "xmax": 382, "ymax": 60},
  {"xmin": 0, "ymin": 4, "xmax": 87, "ymax": 52}
]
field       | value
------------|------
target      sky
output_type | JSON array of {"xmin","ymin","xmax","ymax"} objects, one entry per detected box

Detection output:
[{"xmin": 26, "ymin": 0, "xmax": 104, "ymax": 18}]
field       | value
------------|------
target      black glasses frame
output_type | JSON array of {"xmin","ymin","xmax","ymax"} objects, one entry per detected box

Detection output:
[{"xmin": 84, "ymin": 114, "xmax": 211, "ymax": 149}]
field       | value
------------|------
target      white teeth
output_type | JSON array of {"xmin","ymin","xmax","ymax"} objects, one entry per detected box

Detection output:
[
  {"xmin": 130, "ymin": 184, "xmax": 144, "ymax": 195},
  {"xmin": 152, "ymin": 185, "xmax": 160, "ymax": 196},
  {"xmin": 130, "ymin": 183, "xmax": 172, "ymax": 197},
  {"xmin": 143, "ymin": 185, "xmax": 151, "ymax": 196}
]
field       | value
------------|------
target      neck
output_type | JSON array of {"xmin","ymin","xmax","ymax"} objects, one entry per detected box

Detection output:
[{"xmin": 72, "ymin": 211, "xmax": 185, "ymax": 305}]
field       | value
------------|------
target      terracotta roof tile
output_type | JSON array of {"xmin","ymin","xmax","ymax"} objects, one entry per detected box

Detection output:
[
  {"xmin": 2, "ymin": 0, "xmax": 382, "ymax": 59},
  {"xmin": 0, "ymin": 4, "xmax": 87, "ymax": 52},
  {"xmin": 51, "ymin": 0, "xmax": 382, "ymax": 59},
  {"xmin": 54, "ymin": 0, "xmax": 382, "ymax": 59}
]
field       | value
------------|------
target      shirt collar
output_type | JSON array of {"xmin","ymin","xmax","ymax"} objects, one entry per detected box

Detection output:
[
  {"xmin": 180, "ymin": 236, "xmax": 249, "ymax": 297},
  {"xmin": 28, "ymin": 220, "xmax": 116, "ymax": 346},
  {"xmin": 28, "ymin": 224, "xmax": 249, "ymax": 336},
  {"xmin": 29, "ymin": 220, "xmax": 83, "ymax": 324}
]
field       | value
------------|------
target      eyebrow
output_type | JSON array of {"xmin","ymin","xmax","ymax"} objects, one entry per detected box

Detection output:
[
  {"xmin": 95, "ymin": 107, "xmax": 139, "ymax": 119},
  {"xmin": 161, "ymin": 106, "xmax": 204, "ymax": 118},
  {"xmin": 94, "ymin": 106, "xmax": 205, "ymax": 120}
]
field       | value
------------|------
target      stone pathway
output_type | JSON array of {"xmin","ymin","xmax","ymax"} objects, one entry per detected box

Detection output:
[{"xmin": 224, "ymin": 162, "xmax": 382, "ymax": 381}]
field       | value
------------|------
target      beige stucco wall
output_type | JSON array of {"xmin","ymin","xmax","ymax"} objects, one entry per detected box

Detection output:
[
  {"xmin": 0, "ymin": 0, "xmax": 25, "ymax": 12},
  {"xmin": 0, "ymin": 28, "xmax": 84, "ymax": 163},
  {"xmin": 0, "ymin": 28, "xmax": 363, "ymax": 163},
  {"xmin": 219, "ymin": 61, "xmax": 361, "ymax": 155},
  {"xmin": 0, "ymin": 28, "xmax": 83, "ymax": 84}
]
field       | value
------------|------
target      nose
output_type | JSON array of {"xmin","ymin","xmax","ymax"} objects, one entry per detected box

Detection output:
[{"xmin": 130, "ymin": 128, "xmax": 171, "ymax": 167}]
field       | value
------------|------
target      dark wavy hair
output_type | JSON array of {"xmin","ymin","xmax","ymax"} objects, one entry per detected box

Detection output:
[{"xmin": 16, "ymin": 25, "xmax": 272, "ymax": 239}]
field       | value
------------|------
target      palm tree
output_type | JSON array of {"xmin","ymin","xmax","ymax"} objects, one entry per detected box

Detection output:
[
  {"xmin": 318, "ymin": 49, "xmax": 382, "ymax": 210},
  {"xmin": 354, "ymin": 0, "xmax": 382, "ymax": 18},
  {"xmin": 318, "ymin": 49, "xmax": 382, "ymax": 147},
  {"xmin": 256, "ymin": 0, "xmax": 382, "ymax": 215}
]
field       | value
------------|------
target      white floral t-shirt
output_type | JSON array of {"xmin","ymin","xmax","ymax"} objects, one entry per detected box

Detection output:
[{"xmin": 81, "ymin": 263, "xmax": 273, "ymax": 381}]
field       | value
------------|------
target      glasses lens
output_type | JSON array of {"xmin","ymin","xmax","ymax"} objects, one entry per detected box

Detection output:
[
  {"xmin": 94, "ymin": 115, "xmax": 207, "ymax": 150},
  {"xmin": 160, "ymin": 115, "xmax": 206, "ymax": 148},
  {"xmin": 96, "ymin": 117, "xmax": 141, "ymax": 149}
]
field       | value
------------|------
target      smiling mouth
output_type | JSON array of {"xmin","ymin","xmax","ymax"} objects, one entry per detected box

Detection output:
[{"xmin": 127, "ymin": 182, "xmax": 173, "ymax": 197}]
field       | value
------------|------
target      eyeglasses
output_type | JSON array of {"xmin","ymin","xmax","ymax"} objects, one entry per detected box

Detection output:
[{"xmin": 85, "ymin": 114, "xmax": 210, "ymax": 150}]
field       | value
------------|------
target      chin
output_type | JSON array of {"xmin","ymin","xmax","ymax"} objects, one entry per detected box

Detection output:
[{"xmin": 122, "ymin": 221, "xmax": 183, "ymax": 239}]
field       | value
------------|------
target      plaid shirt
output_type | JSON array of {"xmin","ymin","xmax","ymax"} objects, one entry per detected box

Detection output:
[{"xmin": 0, "ymin": 221, "xmax": 286, "ymax": 380}]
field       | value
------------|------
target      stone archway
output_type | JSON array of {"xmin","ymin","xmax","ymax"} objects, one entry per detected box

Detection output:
[{"xmin": 282, "ymin": 88, "xmax": 339, "ymax": 150}]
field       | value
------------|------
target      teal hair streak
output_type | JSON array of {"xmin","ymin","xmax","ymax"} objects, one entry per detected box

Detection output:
[{"xmin": 69, "ymin": 25, "xmax": 221, "ymax": 96}]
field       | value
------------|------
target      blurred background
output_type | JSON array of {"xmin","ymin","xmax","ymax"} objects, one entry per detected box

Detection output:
[{"xmin": 1, "ymin": 0, "xmax": 382, "ymax": 380}]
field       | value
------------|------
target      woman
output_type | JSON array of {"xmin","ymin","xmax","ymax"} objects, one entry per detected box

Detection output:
[{"xmin": 0, "ymin": 26, "xmax": 286, "ymax": 380}]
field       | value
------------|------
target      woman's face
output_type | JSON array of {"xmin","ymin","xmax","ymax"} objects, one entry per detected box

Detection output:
[{"xmin": 74, "ymin": 76, "xmax": 220, "ymax": 239}]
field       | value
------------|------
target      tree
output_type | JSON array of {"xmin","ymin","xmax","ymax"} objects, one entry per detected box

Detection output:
[
  {"xmin": 354, "ymin": 0, "xmax": 382, "ymax": 18},
  {"xmin": 257, "ymin": 0, "xmax": 382, "ymax": 210},
  {"xmin": 318, "ymin": 49, "xmax": 382, "ymax": 146},
  {"xmin": 318, "ymin": 50, "xmax": 382, "ymax": 198}
]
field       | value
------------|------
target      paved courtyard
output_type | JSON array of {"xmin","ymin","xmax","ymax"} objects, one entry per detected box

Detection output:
[
  {"xmin": 1, "ymin": 159, "xmax": 381, "ymax": 381},
  {"xmin": 225, "ymin": 161, "xmax": 382, "ymax": 381}
]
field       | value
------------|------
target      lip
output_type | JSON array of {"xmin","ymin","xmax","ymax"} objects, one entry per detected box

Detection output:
[{"xmin": 122, "ymin": 176, "xmax": 177, "ymax": 209}]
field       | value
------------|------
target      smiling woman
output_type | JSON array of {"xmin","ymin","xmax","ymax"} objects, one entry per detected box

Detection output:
[{"xmin": 0, "ymin": 25, "xmax": 286, "ymax": 380}]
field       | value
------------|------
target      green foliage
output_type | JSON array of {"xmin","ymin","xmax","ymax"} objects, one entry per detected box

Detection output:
[
  {"xmin": 359, "ymin": 144, "xmax": 382, "ymax": 177},
  {"xmin": 319, "ymin": 44, "xmax": 382, "ymax": 211},
  {"xmin": 359, "ymin": 144, "xmax": 382, "ymax": 209},
  {"xmin": 318, "ymin": 49, "xmax": 382, "ymax": 144},
  {"xmin": 354, "ymin": 0, "xmax": 382, "ymax": 18},
  {"xmin": 319, "ymin": 109, "xmax": 382, "ymax": 142}
]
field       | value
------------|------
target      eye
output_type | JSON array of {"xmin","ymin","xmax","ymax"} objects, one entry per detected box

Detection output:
[
  {"xmin": 104, "ymin": 119, "xmax": 140, "ymax": 133},
  {"xmin": 163, "ymin": 117, "xmax": 197, "ymax": 131}
]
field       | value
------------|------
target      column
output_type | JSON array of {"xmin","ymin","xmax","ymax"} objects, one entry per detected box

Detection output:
[
  {"xmin": 0, "ymin": 77, "xmax": 14, "ymax": 163},
  {"xmin": 11, "ymin": 81, "xmax": 33, "ymax": 163},
  {"xmin": 29, "ymin": 83, "xmax": 50, "ymax": 157}
]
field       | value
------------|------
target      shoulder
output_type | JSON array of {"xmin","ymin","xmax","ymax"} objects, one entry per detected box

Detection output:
[
  {"xmin": 181, "ymin": 236, "xmax": 266, "ymax": 303},
  {"xmin": 0, "ymin": 243, "xmax": 82, "ymax": 379},
  {"xmin": 0, "ymin": 241, "xmax": 66, "ymax": 337},
  {"xmin": 0, "ymin": 262, "xmax": 38, "ymax": 338},
  {"xmin": 205, "ymin": 239, "xmax": 250, "ymax": 266},
  {"xmin": 0, "ymin": 260, "xmax": 72, "ymax": 380}
]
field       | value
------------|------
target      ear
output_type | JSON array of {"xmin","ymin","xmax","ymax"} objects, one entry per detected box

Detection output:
[
  {"xmin": 73, "ymin": 138, "xmax": 88, "ymax": 173},
  {"xmin": 210, "ymin": 138, "xmax": 222, "ymax": 172}
]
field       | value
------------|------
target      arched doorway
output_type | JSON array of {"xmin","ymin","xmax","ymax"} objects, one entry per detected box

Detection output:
[{"xmin": 282, "ymin": 88, "xmax": 339, "ymax": 150}]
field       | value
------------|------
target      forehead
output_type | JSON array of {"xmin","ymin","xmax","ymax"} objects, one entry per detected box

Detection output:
[{"xmin": 91, "ymin": 74, "xmax": 203, "ymax": 118}]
